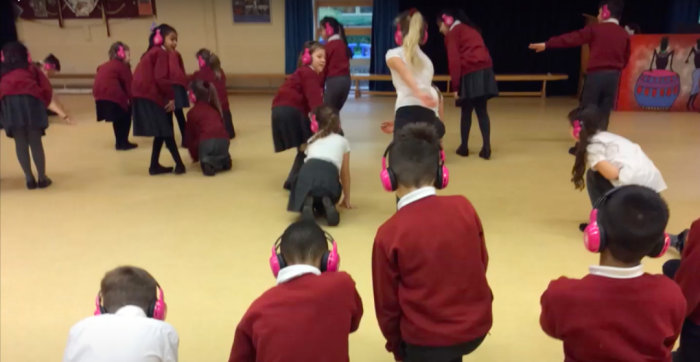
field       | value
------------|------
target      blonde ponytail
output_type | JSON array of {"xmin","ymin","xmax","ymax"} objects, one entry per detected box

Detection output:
[{"xmin": 402, "ymin": 12, "xmax": 424, "ymax": 69}]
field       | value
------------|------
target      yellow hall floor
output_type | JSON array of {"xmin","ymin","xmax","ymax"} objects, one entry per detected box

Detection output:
[{"xmin": 1, "ymin": 95, "xmax": 699, "ymax": 362}]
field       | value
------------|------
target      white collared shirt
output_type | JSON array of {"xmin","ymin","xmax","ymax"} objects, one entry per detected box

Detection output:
[
  {"xmin": 449, "ymin": 20, "xmax": 462, "ymax": 31},
  {"xmin": 397, "ymin": 187, "xmax": 436, "ymax": 210},
  {"xmin": 589, "ymin": 264, "xmax": 644, "ymax": 279},
  {"xmin": 276, "ymin": 264, "xmax": 321, "ymax": 285},
  {"xmin": 603, "ymin": 18, "xmax": 620, "ymax": 25},
  {"xmin": 327, "ymin": 34, "xmax": 341, "ymax": 42},
  {"xmin": 62, "ymin": 305, "xmax": 179, "ymax": 362}
]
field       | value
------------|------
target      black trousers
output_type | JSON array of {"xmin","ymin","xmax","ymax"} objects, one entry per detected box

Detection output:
[
  {"xmin": 581, "ymin": 70, "xmax": 620, "ymax": 130},
  {"xmin": 586, "ymin": 169, "xmax": 614, "ymax": 207},
  {"xmin": 112, "ymin": 116, "xmax": 132, "ymax": 147},
  {"xmin": 460, "ymin": 96, "xmax": 491, "ymax": 149},
  {"xmin": 663, "ymin": 260, "xmax": 700, "ymax": 362},
  {"xmin": 402, "ymin": 336, "xmax": 486, "ymax": 362}
]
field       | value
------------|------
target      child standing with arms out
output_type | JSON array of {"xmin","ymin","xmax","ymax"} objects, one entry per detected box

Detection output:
[
  {"xmin": 184, "ymin": 80, "xmax": 232, "ymax": 176},
  {"xmin": 0, "ymin": 42, "xmax": 55, "ymax": 189},
  {"xmin": 437, "ymin": 9, "xmax": 497, "ymax": 159},
  {"xmin": 319, "ymin": 17, "xmax": 352, "ymax": 112},
  {"xmin": 93, "ymin": 42, "xmax": 137, "ymax": 151},
  {"xmin": 540, "ymin": 186, "xmax": 686, "ymax": 362},
  {"xmin": 663, "ymin": 218, "xmax": 700, "ymax": 362},
  {"xmin": 271, "ymin": 41, "xmax": 325, "ymax": 190},
  {"xmin": 386, "ymin": 10, "xmax": 442, "ymax": 140},
  {"xmin": 192, "ymin": 48, "xmax": 234, "ymax": 139},
  {"xmin": 229, "ymin": 221, "xmax": 363, "ymax": 362},
  {"xmin": 288, "ymin": 105, "xmax": 353, "ymax": 226},
  {"xmin": 372, "ymin": 124, "xmax": 492, "ymax": 362},
  {"xmin": 62, "ymin": 266, "xmax": 178, "ymax": 362},
  {"xmin": 530, "ymin": 0, "xmax": 629, "ymax": 153},
  {"xmin": 132, "ymin": 24, "xmax": 186, "ymax": 176},
  {"xmin": 570, "ymin": 105, "xmax": 666, "ymax": 231},
  {"xmin": 168, "ymin": 46, "xmax": 189, "ymax": 147}
]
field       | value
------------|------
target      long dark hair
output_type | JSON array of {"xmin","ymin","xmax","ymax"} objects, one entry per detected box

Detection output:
[
  {"xmin": 436, "ymin": 9, "xmax": 481, "ymax": 33},
  {"xmin": 571, "ymin": 105, "xmax": 605, "ymax": 190},
  {"xmin": 297, "ymin": 41, "xmax": 325, "ymax": 68},
  {"xmin": 189, "ymin": 80, "xmax": 223, "ymax": 117},
  {"xmin": 145, "ymin": 24, "xmax": 177, "ymax": 55},
  {"xmin": 1, "ymin": 42, "xmax": 31, "ymax": 76},
  {"xmin": 320, "ymin": 17, "xmax": 353, "ymax": 59},
  {"xmin": 196, "ymin": 48, "xmax": 223, "ymax": 80},
  {"xmin": 308, "ymin": 105, "xmax": 342, "ymax": 144}
]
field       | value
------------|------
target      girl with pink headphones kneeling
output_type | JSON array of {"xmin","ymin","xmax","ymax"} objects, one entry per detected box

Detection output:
[
  {"xmin": 229, "ymin": 221, "xmax": 363, "ymax": 362},
  {"xmin": 287, "ymin": 105, "xmax": 354, "ymax": 226}
]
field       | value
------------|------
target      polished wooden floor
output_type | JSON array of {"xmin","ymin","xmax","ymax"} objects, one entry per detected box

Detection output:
[{"xmin": 1, "ymin": 95, "xmax": 699, "ymax": 362}]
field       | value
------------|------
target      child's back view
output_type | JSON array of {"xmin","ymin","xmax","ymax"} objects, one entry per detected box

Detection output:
[
  {"xmin": 372, "ymin": 124, "xmax": 492, "ymax": 362},
  {"xmin": 229, "ymin": 221, "xmax": 363, "ymax": 362},
  {"xmin": 62, "ymin": 266, "xmax": 179, "ymax": 362}
]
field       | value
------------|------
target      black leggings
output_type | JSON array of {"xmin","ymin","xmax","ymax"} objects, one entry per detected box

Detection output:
[
  {"xmin": 169, "ymin": 110, "xmax": 187, "ymax": 144},
  {"xmin": 286, "ymin": 148, "xmax": 306, "ymax": 186},
  {"xmin": 150, "ymin": 136, "xmax": 183, "ymax": 169},
  {"xmin": 460, "ymin": 96, "xmax": 491, "ymax": 149},
  {"xmin": 112, "ymin": 117, "xmax": 132, "ymax": 147},
  {"xmin": 13, "ymin": 128, "xmax": 46, "ymax": 181}
]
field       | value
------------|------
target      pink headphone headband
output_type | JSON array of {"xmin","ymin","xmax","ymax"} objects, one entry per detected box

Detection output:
[{"xmin": 94, "ymin": 285, "xmax": 167, "ymax": 320}]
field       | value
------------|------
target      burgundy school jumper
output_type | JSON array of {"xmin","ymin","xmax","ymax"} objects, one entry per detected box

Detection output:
[
  {"xmin": 93, "ymin": 59, "xmax": 133, "ymax": 120},
  {"xmin": 191, "ymin": 66, "xmax": 235, "ymax": 139},
  {"xmin": 319, "ymin": 38, "xmax": 352, "ymax": 111},
  {"xmin": 540, "ymin": 272, "xmax": 686, "ymax": 361},
  {"xmin": 373, "ymin": 195, "xmax": 492, "ymax": 361},
  {"xmin": 131, "ymin": 46, "xmax": 174, "ymax": 137},
  {"xmin": 0, "ymin": 66, "xmax": 53, "ymax": 137},
  {"xmin": 184, "ymin": 101, "xmax": 229, "ymax": 164},
  {"xmin": 271, "ymin": 66, "xmax": 323, "ymax": 152},
  {"xmin": 228, "ymin": 272, "xmax": 363, "ymax": 362}
]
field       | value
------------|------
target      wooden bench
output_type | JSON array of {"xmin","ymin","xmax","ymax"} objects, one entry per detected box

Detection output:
[
  {"xmin": 351, "ymin": 74, "xmax": 569, "ymax": 98},
  {"xmin": 51, "ymin": 73, "xmax": 568, "ymax": 98}
]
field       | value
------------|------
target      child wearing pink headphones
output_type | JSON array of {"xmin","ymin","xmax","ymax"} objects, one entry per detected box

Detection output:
[
  {"xmin": 319, "ymin": 17, "xmax": 352, "ymax": 112},
  {"xmin": 184, "ymin": 80, "xmax": 231, "ymax": 176},
  {"xmin": 62, "ymin": 266, "xmax": 179, "ymax": 362},
  {"xmin": 540, "ymin": 185, "xmax": 686, "ymax": 362},
  {"xmin": 192, "ymin": 48, "xmax": 234, "ymax": 139},
  {"xmin": 93, "ymin": 42, "xmax": 138, "ymax": 151},
  {"xmin": 373, "ymin": 124, "xmax": 491, "ymax": 362},
  {"xmin": 287, "ymin": 105, "xmax": 353, "ymax": 226},
  {"xmin": 530, "ymin": 0, "xmax": 629, "ymax": 154},
  {"xmin": 271, "ymin": 41, "xmax": 325, "ymax": 190},
  {"xmin": 229, "ymin": 221, "xmax": 363, "ymax": 362}
]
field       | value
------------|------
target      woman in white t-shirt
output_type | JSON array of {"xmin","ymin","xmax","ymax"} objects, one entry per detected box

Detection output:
[
  {"xmin": 287, "ymin": 105, "xmax": 354, "ymax": 226},
  {"xmin": 385, "ymin": 9, "xmax": 444, "ymax": 140},
  {"xmin": 571, "ymin": 105, "xmax": 667, "ymax": 230}
]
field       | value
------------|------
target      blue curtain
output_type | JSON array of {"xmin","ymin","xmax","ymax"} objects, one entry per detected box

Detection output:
[
  {"xmin": 669, "ymin": 0, "xmax": 700, "ymax": 33},
  {"xmin": 285, "ymin": 0, "xmax": 314, "ymax": 74},
  {"xmin": 369, "ymin": 0, "xmax": 399, "ymax": 91}
]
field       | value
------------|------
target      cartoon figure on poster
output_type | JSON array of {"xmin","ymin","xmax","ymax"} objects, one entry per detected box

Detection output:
[
  {"xmin": 687, "ymin": 39, "xmax": 699, "ymax": 111},
  {"xmin": 634, "ymin": 37, "xmax": 681, "ymax": 111}
]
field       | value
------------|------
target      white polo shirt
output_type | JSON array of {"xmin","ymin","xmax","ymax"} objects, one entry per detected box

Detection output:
[
  {"xmin": 62, "ymin": 305, "xmax": 179, "ymax": 362},
  {"xmin": 385, "ymin": 46, "xmax": 437, "ymax": 111}
]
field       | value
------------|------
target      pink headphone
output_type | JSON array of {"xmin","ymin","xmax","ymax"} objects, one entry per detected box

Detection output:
[
  {"xmin": 572, "ymin": 120, "xmax": 582, "ymax": 140},
  {"xmin": 116, "ymin": 45, "xmax": 126, "ymax": 59},
  {"xmin": 197, "ymin": 55, "xmax": 207, "ymax": 68},
  {"xmin": 94, "ymin": 285, "xmax": 167, "ymax": 320},
  {"xmin": 601, "ymin": 5, "xmax": 611, "ymax": 20},
  {"xmin": 442, "ymin": 14, "xmax": 455, "ymax": 27},
  {"xmin": 301, "ymin": 48, "xmax": 312, "ymax": 66},
  {"xmin": 584, "ymin": 188, "xmax": 670, "ymax": 257},
  {"xmin": 380, "ymin": 142, "xmax": 449, "ymax": 192},
  {"xmin": 153, "ymin": 28, "xmax": 163, "ymax": 46},
  {"xmin": 395, "ymin": 23, "xmax": 429, "ymax": 46},
  {"xmin": 0, "ymin": 52, "xmax": 3, "ymax": 63},
  {"xmin": 188, "ymin": 89, "xmax": 197, "ymax": 105},
  {"xmin": 269, "ymin": 232, "xmax": 340, "ymax": 278},
  {"xmin": 310, "ymin": 114, "xmax": 319, "ymax": 133},
  {"xmin": 324, "ymin": 21, "xmax": 335, "ymax": 37}
]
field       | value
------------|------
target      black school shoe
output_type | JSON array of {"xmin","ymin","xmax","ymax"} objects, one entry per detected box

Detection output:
[
  {"xmin": 26, "ymin": 178, "xmax": 37, "ymax": 190},
  {"xmin": 174, "ymin": 164, "xmax": 186, "ymax": 175},
  {"xmin": 479, "ymin": 147, "xmax": 491, "ymax": 160},
  {"xmin": 456, "ymin": 144, "xmax": 469, "ymax": 157},
  {"xmin": 37, "ymin": 177, "xmax": 52, "ymax": 189},
  {"xmin": 149, "ymin": 165, "xmax": 174, "ymax": 176},
  {"xmin": 116, "ymin": 142, "xmax": 138, "ymax": 151},
  {"xmin": 301, "ymin": 197, "xmax": 315, "ymax": 222},
  {"xmin": 322, "ymin": 196, "xmax": 340, "ymax": 226}
]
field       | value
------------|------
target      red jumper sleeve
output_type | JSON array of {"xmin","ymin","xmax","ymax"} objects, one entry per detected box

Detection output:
[
  {"xmin": 228, "ymin": 321, "xmax": 256, "ymax": 362},
  {"xmin": 154, "ymin": 50, "xmax": 174, "ymax": 100},
  {"xmin": 445, "ymin": 31, "xmax": 462, "ymax": 92},
  {"xmin": 301, "ymin": 69, "xmax": 323, "ymax": 113},
  {"xmin": 35, "ymin": 68, "xmax": 53, "ymax": 106},
  {"xmin": 475, "ymin": 213, "xmax": 489, "ymax": 271},
  {"xmin": 350, "ymin": 284, "xmax": 364, "ymax": 333},
  {"xmin": 372, "ymin": 236, "xmax": 403, "ymax": 361},
  {"xmin": 539, "ymin": 285, "xmax": 561, "ymax": 339},
  {"xmin": 545, "ymin": 26, "xmax": 595, "ymax": 49},
  {"xmin": 676, "ymin": 219, "xmax": 700, "ymax": 320},
  {"xmin": 120, "ymin": 64, "xmax": 133, "ymax": 100}
]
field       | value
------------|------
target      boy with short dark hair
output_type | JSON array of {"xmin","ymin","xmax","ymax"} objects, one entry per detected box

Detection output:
[
  {"xmin": 229, "ymin": 221, "xmax": 363, "ymax": 362},
  {"xmin": 373, "ymin": 124, "xmax": 492, "ymax": 362},
  {"xmin": 63, "ymin": 266, "xmax": 179, "ymax": 362},
  {"xmin": 663, "ymin": 218, "xmax": 700, "ymax": 362},
  {"xmin": 540, "ymin": 186, "xmax": 687, "ymax": 362}
]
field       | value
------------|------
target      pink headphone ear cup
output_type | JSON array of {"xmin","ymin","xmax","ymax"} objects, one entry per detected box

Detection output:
[
  {"xmin": 302, "ymin": 48, "xmax": 312, "ymax": 65},
  {"xmin": 27, "ymin": 52, "xmax": 32, "ymax": 63},
  {"xmin": 270, "ymin": 246, "xmax": 281, "ymax": 277},
  {"xmin": 154, "ymin": 29, "xmax": 163, "ymax": 46},
  {"xmin": 198, "ymin": 55, "xmax": 206, "ymax": 68},
  {"xmin": 395, "ymin": 25, "xmax": 403, "ymax": 46},
  {"xmin": 310, "ymin": 114, "xmax": 319, "ymax": 133},
  {"xmin": 380, "ymin": 157, "xmax": 395, "ymax": 192},
  {"xmin": 423, "ymin": 29, "xmax": 429, "ymax": 44},
  {"xmin": 602, "ymin": 5, "xmax": 611, "ymax": 20},
  {"xmin": 188, "ymin": 90, "xmax": 197, "ymax": 104},
  {"xmin": 583, "ymin": 209, "xmax": 603, "ymax": 253},
  {"xmin": 325, "ymin": 241, "xmax": 340, "ymax": 272},
  {"xmin": 94, "ymin": 294, "xmax": 103, "ymax": 316},
  {"xmin": 650, "ymin": 233, "xmax": 671, "ymax": 258},
  {"xmin": 1, "ymin": 51, "xmax": 4, "ymax": 62},
  {"xmin": 440, "ymin": 165, "xmax": 449, "ymax": 189},
  {"xmin": 325, "ymin": 22, "xmax": 334, "ymax": 36}
]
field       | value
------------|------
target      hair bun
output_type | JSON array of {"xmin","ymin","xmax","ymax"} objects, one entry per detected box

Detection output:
[{"xmin": 398, "ymin": 123, "xmax": 438, "ymax": 144}]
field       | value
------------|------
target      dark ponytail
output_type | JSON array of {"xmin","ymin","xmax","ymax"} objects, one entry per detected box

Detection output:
[
  {"xmin": 189, "ymin": 80, "xmax": 223, "ymax": 118},
  {"xmin": 571, "ymin": 105, "xmax": 605, "ymax": 190},
  {"xmin": 321, "ymin": 17, "xmax": 353, "ymax": 58}
]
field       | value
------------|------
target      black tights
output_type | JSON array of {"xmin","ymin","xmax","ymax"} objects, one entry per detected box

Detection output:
[
  {"xmin": 285, "ymin": 148, "xmax": 306, "ymax": 187},
  {"xmin": 111, "ymin": 117, "xmax": 132, "ymax": 147},
  {"xmin": 460, "ymin": 97, "xmax": 491, "ymax": 149},
  {"xmin": 13, "ymin": 128, "xmax": 46, "ymax": 181},
  {"xmin": 169, "ymin": 110, "xmax": 187, "ymax": 145},
  {"xmin": 150, "ymin": 136, "xmax": 183, "ymax": 169}
]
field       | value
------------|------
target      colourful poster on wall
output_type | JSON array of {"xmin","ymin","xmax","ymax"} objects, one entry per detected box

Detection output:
[
  {"xmin": 617, "ymin": 34, "xmax": 700, "ymax": 112},
  {"xmin": 16, "ymin": 0, "xmax": 156, "ymax": 19}
]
